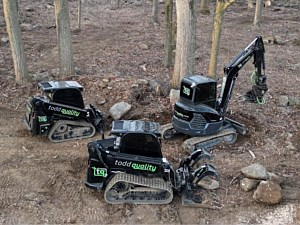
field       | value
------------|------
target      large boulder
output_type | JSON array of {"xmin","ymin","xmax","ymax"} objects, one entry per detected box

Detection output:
[
  {"xmin": 109, "ymin": 102, "xmax": 132, "ymax": 120},
  {"xmin": 253, "ymin": 180, "xmax": 282, "ymax": 205},
  {"xmin": 240, "ymin": 163, "xmax": 268, "ymax": 180}
]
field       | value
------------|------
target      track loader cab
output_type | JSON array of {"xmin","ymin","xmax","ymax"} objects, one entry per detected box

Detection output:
[
  {"xmin": 172, "ymin": 75, "xmax": 223, "ymax": 137},
  {"xmin": 24, "ymin": 81, "xmax": 104, "ymax": 143},
  {"xmin": 40, "ymin": 81, "xmax": 85, "ymax": 109}
]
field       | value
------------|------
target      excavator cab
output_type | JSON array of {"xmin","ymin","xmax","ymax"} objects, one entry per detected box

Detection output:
[{"xmin": 180, "ymin": 75, "xmax": 217, "ymax": 108}]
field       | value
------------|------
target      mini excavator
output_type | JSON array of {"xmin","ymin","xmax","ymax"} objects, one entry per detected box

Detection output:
[
  {"xmin": 85, "ymin": 120, "xmax": 220, "ymax": 208},
  {"xmin": 161, "ymin": 36, "xmax": 268, "ymax": 151},
  {"xmin": 24, "ymin": 81, "xmax": 105, "ymax": 143}
]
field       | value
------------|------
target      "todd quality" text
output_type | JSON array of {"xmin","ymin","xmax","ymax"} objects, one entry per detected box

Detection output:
[
  {"xmin": 48, "ymin": 105, "xmax": 80, "ymax": 117},
  {"xmin": 115, "ymin": 160, "xmax": 157, "ymax": 172}
]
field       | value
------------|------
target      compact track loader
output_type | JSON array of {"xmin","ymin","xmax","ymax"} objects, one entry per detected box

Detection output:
[
  {"xmin": 85, "ymin": 120, "xmax": 220, "ymax": 208},
  {"xmin": 24, "ymin": 81, "xmax": 104, "ymax": 143}
]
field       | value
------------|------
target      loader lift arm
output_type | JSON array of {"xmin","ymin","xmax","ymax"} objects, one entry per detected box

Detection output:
[{"xmin": 217, "ymin": 36, "xmax": 268, "ymax": 118}]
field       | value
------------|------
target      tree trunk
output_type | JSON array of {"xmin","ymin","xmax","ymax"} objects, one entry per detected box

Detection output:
[
  {"xmin": 3, "ymin": 0, "xmax": 29, "ymax": 85},
  {"xmin": 163, "ymin": 0, "xmax": 173, "ymax": 67},
  {"xmin": 248, "ymin": 0, "xmax": 253, "ymax": 9},
  {"xmin": 254, "ymin": 0, "xmax": 263, "ymax": 27},
  {"xmin": 77, "ymin": 0, "xmax": 81, "ymax": 31},
  {"xmin": 54, "ymin": 0, "xmax": 75, "ymax": 76},
  {"xmin": 172, "ymin": 0, "xmax": 197, "ymax": 89},
  {"xmin": 152, "ymin": 0, "xmax": 159, "ymax": 24},
  {"xmin": 199, "ymin": 0, "xmax": 210, "ymax": 14},
  {"xmin": 208, "ymin": 0, "xmax": 235, "ymax": 80}
]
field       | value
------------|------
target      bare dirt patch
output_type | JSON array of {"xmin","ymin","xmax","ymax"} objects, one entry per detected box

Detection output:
[{"xmin": 0, "ymin": 0, "xmax": 299, "ymax": 224}]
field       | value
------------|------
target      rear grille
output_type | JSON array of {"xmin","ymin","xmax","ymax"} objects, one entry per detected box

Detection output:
[{"xmin": 190, "ymin": 113, "xmax": 207, "ymax": 130}]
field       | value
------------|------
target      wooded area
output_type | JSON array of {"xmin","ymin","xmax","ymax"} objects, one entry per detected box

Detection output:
[
  {"xmin": 0, "ymin": 0, "xmax": 300, "ymax": 224},
  {"xmin": 2, "ymin": 0, "xmax": 276, "ymax": 87}
]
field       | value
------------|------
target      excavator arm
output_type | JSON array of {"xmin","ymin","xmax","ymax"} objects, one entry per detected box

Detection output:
[{"xmin": 217, "ymin": 36, "xmax": 268, "ymax": 118}]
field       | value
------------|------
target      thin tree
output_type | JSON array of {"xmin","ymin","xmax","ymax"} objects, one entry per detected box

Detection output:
[
  {"xmin": 164, "ymin": 0, "xmax": 173, "ymax": 67},
  {"xmin": 171, "ymin": 0, "xmax": 197, "ymax": 89},
  {"xmin": 248, "ymin": 0, "xmax": 253, "ymax": 10},
  {"xmin": 152, "ymin": 0, "xmax": 159, "ymax": 25},
  {"xmin": 3, "ymin": 0, "xmax": 29, "ymax": 84},
  {"xmin": 54, "ymin": 0, "xmax": 75, "ymax": 76},
  {"xmin": 253, "ymin": 0, "xmax": 263, "ymax": 27},
  {"xmin": 77, "ymin": 0, "xmax": 81, "ymax": 31},
  {"xmin": 208, "ymin": 0, "xmax": 235, "ymax": 80}
]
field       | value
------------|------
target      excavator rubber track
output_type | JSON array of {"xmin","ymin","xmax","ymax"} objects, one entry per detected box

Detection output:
[
  {"xmin": 104, "ymin": 173, "xmax": 173, "ymax": 205},
  {"xmin": 182, "ymin": 127, "xmax": 237, "ymax": 152},
  {"xmin": 160, "ymin": 123, "xmax": 175, "ymax": 139},
  {"xmin": 48, "ymin": 120, "xmax": 96, "ymax": 143}
]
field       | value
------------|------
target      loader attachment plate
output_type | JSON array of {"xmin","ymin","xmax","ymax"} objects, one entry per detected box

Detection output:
[{"xmin": 181, "ymin": 185, "xmax": 221, "ymax": 209}]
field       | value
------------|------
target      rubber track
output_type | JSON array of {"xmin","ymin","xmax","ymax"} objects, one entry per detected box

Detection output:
[
  {"xmin": 104, "ymin": 173, "xmax": 173, "ymax": 205},
  {"xmin": 182, "ymin": 128, "xmax": 237, "ymax": 152},
  {"xmin": 160, "ymin": 123, "xmax": 174, "ymax": 139},
  {"xmin": 48, "ymin": 120, "xmax": 96, "ymax": 143}
]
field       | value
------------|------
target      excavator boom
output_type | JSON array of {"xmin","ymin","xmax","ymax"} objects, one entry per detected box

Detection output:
[{"xmin": 217, "ymin": 36, "xmax": 268, "ymax": 117}]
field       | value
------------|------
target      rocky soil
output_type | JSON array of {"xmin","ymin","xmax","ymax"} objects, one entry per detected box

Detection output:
[{"xmin": 0, "ymin": 0, "xmax": 299, "ymax": 224}]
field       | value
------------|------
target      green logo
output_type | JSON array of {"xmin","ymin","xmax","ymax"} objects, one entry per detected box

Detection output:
[
  {"xmin": 132, "ymin": 163, "xmax": 157, "ymax": 172},
  {"xmin": 38, "ymin": 116, "xmax": 47, "ymax": 122},
  {"xmin": 115, "ymin": 160, "xmax": 157, "ymax": 173},
  {"xmin": 174, "ymin": 110, "xmax": 189, "ymax": 120},
  {"xmin": 92, "ymin": 167, "xmax": 107, "ymax": 177},
  {"xmin": 183, "ymin": 86, "xmax": 191, "ymax": 96},
  {"xmin": 61, "ymin": 108, "xmax": 80, "ymax": 117}
]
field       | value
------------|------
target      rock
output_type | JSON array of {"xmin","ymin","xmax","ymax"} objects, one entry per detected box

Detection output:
[
  {"xmin": 241, "ymin": 163, "xmax": 268, "ymax": 180},
  {"xmin": 131, "ymin": 83, "xmax": 139, "ymax": 88},
  {"xmin": 109, "ymin": 102, "xmax": 132, "ymax": 120},
  {"xmin": 265, "ymin": 36, "xmax": 278, "ymax": 44},
  {"xmin": 75, "ymin": 67, "xmax": 82, "ymax": 75},
  {"xmin": 197, "ymin": 177, "xmax": 219, "ymax": 190},
  {"xmin": 288, "ymin": 97, "xmax": 300, "ymax": 106},
  {"xmin": 20, "ymin": 23, "xmax": 34, "ymax": 31},
  {"xmin": 136, "ymin": 79, "xmax": 148, "ymax": 85},
  {"xmin": 139, "ymin": 43, "xmax": 149, "ymax": 50},
  {"xmin": 1, "ymin": 37, "xmax": 9, "ymax": 43},
  {"xmin": 102, "ymin": 78, "xmax": 109, "ymax": 83},
  {"xmin": 99, "ymin": 82, "xmax": 108, "ymax": 88},
  {"xmin": 253, "ymin": 180, "xmax": 282, "ymax": 205},
  {"xmin": 97, "ymin": 99, "xmax": 106, "ymax": 105},
  {"xmin": 139, "ymin": 64, "xmax": 147, "ymax": 71},
  {"xmin": 240, "ymin": 177, "xmax": 260, "ymax": 192},
  {"xmin": 169, "ymin": 89, "xmax": 180, "ymax": 103},
  {"xmin": 25, "ymin": 6, "xmax": 35, "ymax": 12},
  {"xmin": 278, "ymin": 95, "xmax": 289, "ymax": 107},
  {"xmin": 46, "ymin": 4, "xmax": 54, "ymax": 9},
  {"xmin": 149, "ymin": 79, "xmax": 163, "ymax": 96},
  {"xmin": 267, "ymin": 172, "xmax": 283, "ymax": 184},
  {"xmin": 31, "ymin": 71, "xmax": 50, "ymax": 81}
]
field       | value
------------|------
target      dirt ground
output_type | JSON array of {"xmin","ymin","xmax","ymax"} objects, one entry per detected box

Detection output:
[{"xmin": 0, "ymin": 0, "xmax": 300, "ymax": 224}]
